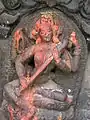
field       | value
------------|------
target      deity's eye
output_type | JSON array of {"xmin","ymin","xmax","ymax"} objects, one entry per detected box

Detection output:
[
  {"xmin": 48, "ymin": 18, "xmax": 51, "ymax": 23},
  {"xmin": 41, "ymin": 17, "xmax": 46, "ymax": 23},
  {"xmin": 49, "ymin": 19, "xmax": 51, "ymax": 22},
  {"xmin": 42, "ymin": 19, "xmax": 45, "ymax": 22}
]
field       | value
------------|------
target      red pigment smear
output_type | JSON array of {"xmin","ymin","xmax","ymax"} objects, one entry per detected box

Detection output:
[
  {"xmin": 33, "ymin": 116, "xmax": 38, "ymax": 120},
  {"xmin": 19, "ymin": 88, "xmax": 37, "ymax": 120},
  {"xmin": 70, "ymin": 32, "xmax": 80, "ymax": 48},
  {"xmin": 8, "ymin": 105, "xmax": 14, "ymax": 120},
  {"xmin": 13, "ymin": 29, "xmax": 23, "ymax": 50},
  {"xmin": 8, "ymin": 87, "xmax": 38, "ymax": 120}
]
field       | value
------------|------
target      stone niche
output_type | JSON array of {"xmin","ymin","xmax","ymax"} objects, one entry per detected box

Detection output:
[{"xmin": 0, "ymin": 8, "xmax": 87, "ymax": 120}]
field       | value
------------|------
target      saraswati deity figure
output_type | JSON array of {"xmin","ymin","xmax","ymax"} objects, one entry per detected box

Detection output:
[{"xmin": 4, "ymin": 11, "xmax": 81, "ymax": 120}]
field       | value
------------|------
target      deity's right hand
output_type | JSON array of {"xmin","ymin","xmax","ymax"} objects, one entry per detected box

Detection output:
[
  {"xmin": 51, "ymin": 43, "xmax": 61, "ymax": 64},
  {"xmin": 20, "ymin": 77, "xmax": 30, "ymax": 92}
]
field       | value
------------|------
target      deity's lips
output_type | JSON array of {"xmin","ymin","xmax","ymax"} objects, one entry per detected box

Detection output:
[{"xmin": 43, "ymin": 35, "xmax": 52, "ymax": 42}]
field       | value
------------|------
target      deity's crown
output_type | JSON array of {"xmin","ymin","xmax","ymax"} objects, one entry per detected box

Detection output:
[{"xmin": 40, "ymin": 11, "xmax": 57, "ymax": 19}]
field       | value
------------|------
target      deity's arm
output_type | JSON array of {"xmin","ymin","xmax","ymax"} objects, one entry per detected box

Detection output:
[
  {"xmin": 56, "ymin": 28, "xmax": 69, "ymax": 52},
  {"xmin": 53, "ymin": 27, "xmax": 70, "ymax": 70},
  {"xmin": 71, "ymin": 46, "xmax": 81, "ymax": 72},
  {"xmin": 15, "ymin": 45, "xmax": 35, "ymax": 79},
  {"xmin": 70, "ymin": 31, "xmax": 81, "ymax": 72},
  {"xmin": 55, "ymin": 31, "xmax": 81, "ymax": 72},
  {"xmin": 31, "ymin": 20, "xmax": 40, "ymax": 40}
]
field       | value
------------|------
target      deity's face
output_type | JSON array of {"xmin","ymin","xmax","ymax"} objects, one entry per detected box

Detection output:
[
  {"xmin": 40, "ymin": 15, "xmax": 53, "ymax": 42},
  {"xmin": 40, "ymin": 25, "xmax": 53, "ymax": 42}
]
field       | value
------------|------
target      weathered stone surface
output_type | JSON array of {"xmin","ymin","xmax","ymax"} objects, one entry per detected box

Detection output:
[
  {"xmin": 83, "ymin": 0, "xmax": 90, "ymax": 15},
  {"xmin": 34, "ymin": 0, "xmax": 56, "ymax": 7},
  {"xmin": 0, "ymin": 1, "xmax": 5, "ymax": 16},
  {"xmin": 56, "ymin": 0, "xmax": 85, "ymax": 13},
  {"xmin": 34, "ymin": 0, "xmax": 72, "ymax": 5},
  {"xmin": 0, "ymin": 38, "xmax": 17, "ymax": 85},
  {"xmin": 62, "ymin": 0, "xmax": 79, "ymax": 12},
  {"xmin": 0, "ymin": 12, "xmax": 20, "ymax": 25},
  {"xmin": 81, "ymin": 21, "xmax": 90, "ymax": 35},
  {"xmin": 56, "ymin": 0, "xmax": 71, "ymax": 4},
  {"xmin": 0, "ymin": 8, "xmax": 4, "ymax": 15},
  {"xmin": 22, "ymin": 0, "xmax": 36, "ymax": 7},
  {"xmin": 80, "ymin": 0, "xmax": 90, "ymax": 19},
  {"xmin": 76, "ymin": 90, "xmax": 90, "ymax": 120},
  {"xmin": 56, "ymin": 5, "xmax": 90, "ymax": 37},
  {"xmin": 75, "ymin": 53, "xmax": 90, "ymax": 120},
  {"xmin": 2, "ymin": 0, "xmax": 21, "ymax": 10},
  {"xmin": 0, "ymin": 109, "xmax": 7, "ymax": 120},
  {"xmin": 0, "ymin": 25, "xmax": 10, "ymax": 38},
  {"xmin": 36, "ymin": 106, "xmax": 74, "ymax": 120},
  {"xmin": 0, "ymin": 1, "xmax": 5, "ymax": 10},
  {"xmin": 80, "ymin": 9, "xmax": 90, "ymax": 20},
  {"xmin": 4, "ymin": 80, "xmax": 19, "ymax": 103}
]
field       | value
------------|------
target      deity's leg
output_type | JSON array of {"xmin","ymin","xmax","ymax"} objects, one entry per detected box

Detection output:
[
  {"xmin": 33, "ymin": 94, "xmax": 70, "ymax": 111},
  {"xmin": 4, "ymin": 80, "xmax": 20, "ymax": 103}
]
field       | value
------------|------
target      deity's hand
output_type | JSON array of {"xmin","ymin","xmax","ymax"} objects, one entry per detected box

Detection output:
[
  {"xmin": 52, "ymin": 36, "xmax": 60, "ymax": 44},
  {"xmin": 20, "ymin": 76, "xmax": 30, "ymax": 92},
  {"xmin": 51, "ymin": 43, "xmax": 61, "ymax": 64},
  {"xmin": 56, "ymin": 42, "xmax": 62, "ymax": 52}
]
